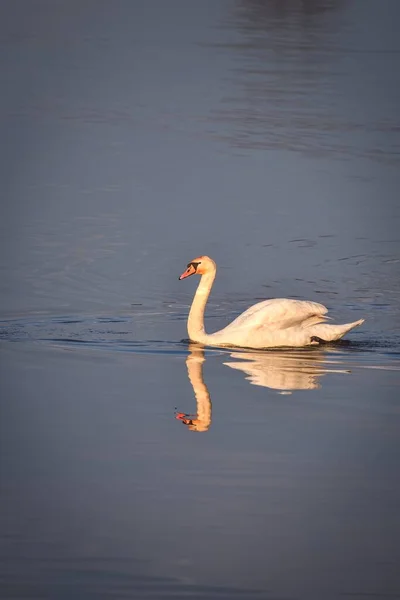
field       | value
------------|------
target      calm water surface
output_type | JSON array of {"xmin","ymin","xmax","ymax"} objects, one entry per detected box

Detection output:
[{"xmin": 1, "ymin": 1, "xmax": 400, "ymax": 598}]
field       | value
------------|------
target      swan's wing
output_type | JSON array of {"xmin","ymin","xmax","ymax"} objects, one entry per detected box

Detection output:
[{"xmin": 222, "ymin": 298, "xmax": 328, "ymax": 332}]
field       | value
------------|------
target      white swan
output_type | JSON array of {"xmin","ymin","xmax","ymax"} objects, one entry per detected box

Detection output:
[{"xmin": 179, "ymin": 255, "xmax": 364, "ymax": 348}]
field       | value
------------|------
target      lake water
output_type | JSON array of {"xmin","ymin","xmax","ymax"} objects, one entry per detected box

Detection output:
[{"xmin": 1, "ymin": 1, "xmax": 400, "ymax": 598}]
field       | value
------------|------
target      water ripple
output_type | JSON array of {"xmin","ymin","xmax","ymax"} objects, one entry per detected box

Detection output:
[{"xmin": 1, "ymin": 314, "xmax": 399, "ymax": 374}]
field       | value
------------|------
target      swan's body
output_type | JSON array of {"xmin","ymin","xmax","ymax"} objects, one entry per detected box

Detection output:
[{"xmin": 179, "ymin": 256, "xmax": 364, "ymax": 349}]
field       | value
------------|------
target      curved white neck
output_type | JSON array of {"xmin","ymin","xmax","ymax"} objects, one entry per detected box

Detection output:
[{"xmin": 187, "ymin": 268, "xmax": 216, "ymax": 344}]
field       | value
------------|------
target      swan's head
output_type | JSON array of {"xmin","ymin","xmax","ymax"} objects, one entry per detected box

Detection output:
[
  {"xmin": 178, "ymin": 255, "xmax": 215, "ymax": 280},
  {"xmin": 175, "ymin": 411, "xmax": 210, "ymax": 432}
]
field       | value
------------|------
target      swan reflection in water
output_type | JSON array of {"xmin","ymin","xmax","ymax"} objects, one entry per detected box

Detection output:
[
  {"xmin": 176, "ymin": 343, "xmax": 350, "ymax": 432},
  {"xmin": 176, "ymin": 344, "xmax": 212, "ymax": 432},
  {"xmin": 225, "ymin": 349, "xmax": 350, "ymax": 391}
]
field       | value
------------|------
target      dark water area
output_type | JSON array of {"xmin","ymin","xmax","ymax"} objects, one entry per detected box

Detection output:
[{"xmin": 1, "ymin": 1, "xmax": 400, "ymax": 598}]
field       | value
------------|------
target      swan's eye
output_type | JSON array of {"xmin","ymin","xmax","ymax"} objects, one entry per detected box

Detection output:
[{"xmin": 188, "ymin": 261, "xmax": 201, "ymax": 271}]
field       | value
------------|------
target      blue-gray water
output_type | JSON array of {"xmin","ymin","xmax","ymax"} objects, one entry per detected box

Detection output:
[{"xmin": 1, "ymin": 1, "xmax": 399, "ymax": 598}]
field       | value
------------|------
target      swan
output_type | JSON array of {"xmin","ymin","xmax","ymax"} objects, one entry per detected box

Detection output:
[{"xmin": 179, "ymin": 255, "xmax": 364, "ymax": 348}]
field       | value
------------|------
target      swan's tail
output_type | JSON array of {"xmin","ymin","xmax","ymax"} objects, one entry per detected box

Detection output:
[{"xmin": 308, "ymin": 318, "xmax": 365, "ymax": 344}]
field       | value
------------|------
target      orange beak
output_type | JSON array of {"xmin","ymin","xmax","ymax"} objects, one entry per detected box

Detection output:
[{"xmin": 179, "ymin": 264, "xmax": 196, "ymax": 280}]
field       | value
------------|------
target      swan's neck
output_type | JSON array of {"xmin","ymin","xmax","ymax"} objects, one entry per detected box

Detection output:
[{"xmin": 187, "ymin": 269, "xmax": 216, "ymax": 344}]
